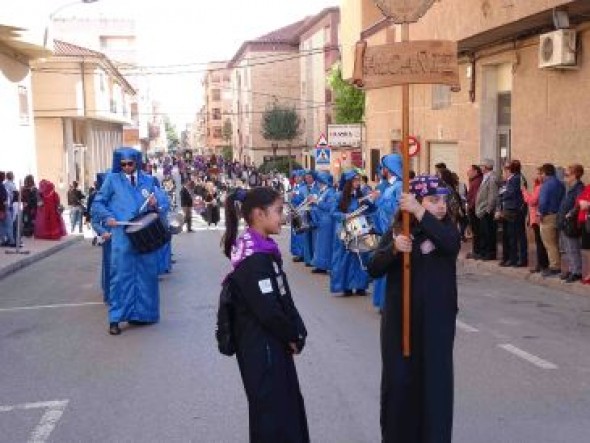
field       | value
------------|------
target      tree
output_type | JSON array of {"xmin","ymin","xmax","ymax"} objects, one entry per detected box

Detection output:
[
  {"xmin": 221, "ymin": 119, "xmax": 233, "ymax": 160},
  {"xmin": 261, "ymin": 103, "xmax": 301, "ymax": 175},
  {"xmin": 328, "ymin": 64, "xmax": 365, "ymax": 124},
  {"xmin": 164, "ymin": 116, "xmax": 179, "ymax": 150}
]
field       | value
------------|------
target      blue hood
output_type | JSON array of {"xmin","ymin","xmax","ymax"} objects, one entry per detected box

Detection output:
[
  {"xmin": 381, "ymin": 154, "xmax": 403, "ymax": 178},
  {"xmin": 112, "ymin": 147, "xmax": 142, "ymax": 173},
  {"xmin": 315, "ymin": 171, "xmax": 333, "ymax": 186},
  {"xmin": 338, "ymin": 169, "xmax": 360, "ymax": 191}
]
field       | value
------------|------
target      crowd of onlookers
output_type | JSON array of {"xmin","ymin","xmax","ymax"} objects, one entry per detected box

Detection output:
[{"xmin": 436, "ymin": 159, "xmax": 590, "ymax": 285}]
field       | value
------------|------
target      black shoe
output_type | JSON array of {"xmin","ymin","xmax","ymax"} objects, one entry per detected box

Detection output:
[
  {"xmin": 311, "ymin": 268, "xmax": 327, "ymax": 274},
  {"xmin": 541, "ymin": 269, "xmax": 561, "ymax": 278},
  {"xmin": 128, "ymin": 320, "xmax": 150, "ymax": 326},
  {"xmin": 529, "ymin": 267, "xmax": 541, "ymax": 273},
  {"xmin": 292, "ymin": 257, "xmax": 303, "ymax": 263},
  {"xmin": 343, "ymin": 291, "xmax": 354, "ymax": 297},
  {"xmin": 481, "ymin": 255, "xmax": 497, "ymax": 261},
  {"xmin": 560, "ymin": 272, "xmax": 571, "ymax": 281},
  {"xmin": 499, "ymin": 261, "xmax": 513, "ymax": 267},
  {"xmin": 356, "ymin": 289, "xmax": 367, "ymax": 296},
  {"xmin": 565, "ymin": 274, "xmax": 582, "ymax": 283},
  {"xmin": 514, "ymin": 261, "xmax": 528, "ymax": 268},
  {"xmin": 108, "ymin": 323, "xmax": 121, "ymax": 335}
]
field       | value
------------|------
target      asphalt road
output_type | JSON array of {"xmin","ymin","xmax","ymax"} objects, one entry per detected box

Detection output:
[{"xmin": 1, "ymin": 224, "xmax": 589, "ymax": 442}]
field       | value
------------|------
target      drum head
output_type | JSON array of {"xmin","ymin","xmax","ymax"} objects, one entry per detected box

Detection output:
[{"xmin": 126, "ymin": 212, "xmax": 159, "ymax": 233}]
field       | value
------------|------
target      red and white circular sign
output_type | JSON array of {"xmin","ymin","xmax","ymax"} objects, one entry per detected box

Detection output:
[{"xmin": 408, "ymin": 136, "xmax": 420, "ymax": 157}]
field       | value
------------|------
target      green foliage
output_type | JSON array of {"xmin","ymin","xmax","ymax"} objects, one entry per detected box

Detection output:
[
  {"xmin": 164, "ymin": 116, "xmax": 179, "ymax": 149},
  {"xmin": 258, "ymin": 158, "xmax": 302, "ymax": 175},
  {"xmin": 261, "ymin": 103, "xmax": 301, "ymax": 141},
  {"xmin": 222, "ymin": 119, "xmax": 232, "ymax": 146},
  {"xmin": 327, "ymin": 65, "xmax": 365, "ymax": 124},
  {"xmin": 221, "ymin": 145, "xmax": 233, "ymax": 161}
]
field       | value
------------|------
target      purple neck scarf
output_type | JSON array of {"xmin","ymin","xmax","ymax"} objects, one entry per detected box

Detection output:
[{"xmin": 230, "ymin": 227, "xmax": 281, "ymax": 269}]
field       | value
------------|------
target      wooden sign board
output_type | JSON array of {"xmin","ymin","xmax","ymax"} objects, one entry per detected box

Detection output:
[
  {"xmin": 373, "ymin": 0, "xmax": 436, "ymax": 23},
  {"xmin": 353, "ymin": 40, "xmax": 460, "ymax": 90}
]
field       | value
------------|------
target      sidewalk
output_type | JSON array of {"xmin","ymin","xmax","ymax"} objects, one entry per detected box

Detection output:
[
  {"xmin": 458, "ymin": 240, "xmax": 590, "ymax": 297},
  {"xmin": 0, "ymin": 235, "xmax": 84, "ymax": 280}
]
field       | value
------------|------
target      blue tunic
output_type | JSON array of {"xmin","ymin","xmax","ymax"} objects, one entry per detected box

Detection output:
[
  {"xmin": 92, "ymin": 171, "xmax": 166, "ymax": 324},
  {"xmin": 91, "ymin": 212, "xmax": 112, "ymax": 304},
  {"xmin": 310, "ymin": 186, "xmax": 337, "ymax": 271},
  {"xmin": 300, "ymin": 182, "xmax": 319, "ymax": 266},
  {"xmin": 371, "ymin": 178, "xmax": 403, "ymax": 309},
  {"xmin": 290, "ymin": 183, "xmax": 306, "ymax": 258},
  {"xmin": 330, "ymin": 193, "xmax": 372, "ymax": 294},
  {"xmin": 155, "ymin": 187, "xmax": 173, "ymax": 275}
]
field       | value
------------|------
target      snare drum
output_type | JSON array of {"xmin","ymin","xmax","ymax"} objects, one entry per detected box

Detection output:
[
  {"xmin": 341, "ymin": 214, "xmax": 380, "ymax": 253},
  {"xmin": 125, "ymin": 212, "xmax": 171, "ymax": 253}
]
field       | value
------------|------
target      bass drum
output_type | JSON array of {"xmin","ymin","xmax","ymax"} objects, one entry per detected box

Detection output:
[
  {"xmin": 167, "ymin": 211, "xmax": 185, "ymax": 235},
  {"xmin": 125, "ymin": 212, "xmax": 171, "ymax": 253}
]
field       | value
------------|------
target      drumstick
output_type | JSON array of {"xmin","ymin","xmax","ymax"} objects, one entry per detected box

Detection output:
[
  {"xmin": 139, "ymin": 192, "xmax": 155, "ymax": 213},
  {"xmin": 115, "ymin": 221, "xmax": 143, "ymax": 226}
]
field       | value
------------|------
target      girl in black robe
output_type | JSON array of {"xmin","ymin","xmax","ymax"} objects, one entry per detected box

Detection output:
[
  {"xmin": 223, "ymin": 187, "xmax": 309, "ymax": 443},
  {"xmin": 367, "ymin": 175, "xmax": 460, "ymax": 443}
]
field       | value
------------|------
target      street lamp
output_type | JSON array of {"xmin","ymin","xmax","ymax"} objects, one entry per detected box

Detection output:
[{"xmin": 43, "ymin": 0, "xmax": 99, "ymax": 47}]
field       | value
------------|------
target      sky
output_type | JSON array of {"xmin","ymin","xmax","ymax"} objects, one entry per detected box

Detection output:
[{"xmin": 44, "ymin": 0, "xmax": 339, "ymax": 129}]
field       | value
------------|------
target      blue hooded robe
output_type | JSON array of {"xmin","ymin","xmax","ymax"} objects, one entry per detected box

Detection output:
[
  {"xmin": 330, "ymin": 171, "xmax": 372, "ymax": 294},
  {"xmin": 289, "ymin": 170, "xmax": 306, "ymax": 259},
  {"xmin": 154, "ymin": 185, "xmax": 172, "ymax": 275},
  {"xmin": 91, "ymin": 147, "xmax": 166, "ymax": 324},
  {"xmin": 91, "ymin": 172, "xmax": 111, "ymax": 304},
  {"xmin": 310, "ymin": 172, "xmax": 337, "ymax": 271},
  {"xmin": 371, "ymin": 154, "xmax": 403, "ymax": 309},
  {"xmin": 300, "ymin": 171, "xmax": 319, "ymax": 266}
]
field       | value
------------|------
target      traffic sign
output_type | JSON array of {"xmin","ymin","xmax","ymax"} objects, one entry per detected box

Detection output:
[
  {"xmin": 408, "ymin": 136, "xmax": 420, "ymax": 157},
  {"xmin": 315, "ymin": 148, "xmax": 331, "ymax": 166},
  {"xmin": 316, "ymin": 134, "xmax": 329, "ymax": 148}
]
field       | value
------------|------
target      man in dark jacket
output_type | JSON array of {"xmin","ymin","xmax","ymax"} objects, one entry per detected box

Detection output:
[
  {"xmin": 179, "ymin": 179, "xmax": 194, "ymax": 232},
  {"xmin": 465, "ymin": 165, "xmax": 483, "ymax": 259}
]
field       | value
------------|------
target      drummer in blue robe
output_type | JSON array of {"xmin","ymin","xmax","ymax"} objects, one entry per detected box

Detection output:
[
  {"xmin": 91, "ymin": 147, "xmax": 166, "ymax": 336},
  {"xmin": 330, "ymin": 169, "xmax": 375, "ymax": 296},
  {"xmin": 309, "ymin": 171, "xmax": 337, "ymax": 273},
  {"xmin": 371, "ymin": 154, "xmax": 403, "ymax": 310},
  {"xmin": 300, "ymin": 170, "xmax": 319, "ymax": 267},
  {"xmin": 154, "ymin": 184, "xmax": 173, "ymax": 275},
  {"xmin": 289, "ymin": 170, "xmax": 306, "ymax": 262},
  {"xmin": 90, "ymin": 172, "xmax": 112, "ymax": 304}
]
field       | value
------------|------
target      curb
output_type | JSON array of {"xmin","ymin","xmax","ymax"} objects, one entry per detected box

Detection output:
[
  {"xmin": 0, "ymin": 236, "xmax": 84, "ymax": 281},
  {"xmin": 459, "ymin": 258, "xmax": 590, "ymax": 297}
]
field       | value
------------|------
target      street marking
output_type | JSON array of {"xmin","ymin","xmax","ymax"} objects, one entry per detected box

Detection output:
[
  {"xmin": 0, "ymin": 302, "xmax": 102, "ymax": 313},
  {"xmin": 456, "ymin": 320, "xmax": 479, "ymax": 332},
  {"xmin": 498, "ymin": 344, "xmax": 558, "ymax": 370},
  {"xmin": 0, "ymin": 400, "xmax": 69, "ymax": 443}
]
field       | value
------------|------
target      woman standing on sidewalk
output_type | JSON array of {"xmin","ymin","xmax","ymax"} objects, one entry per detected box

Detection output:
[
  {"xmin": 522, "ymin": 167, "xmax": 549, "ymax": 273},
  {"xmin": 34, "ymin": 179, "xmax": 66, "ymax": 240}
]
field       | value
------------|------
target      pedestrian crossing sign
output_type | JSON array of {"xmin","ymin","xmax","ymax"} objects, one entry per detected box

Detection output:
[{"xmin": 315, "ymin": 148, "xmax": 331, "ymax": 165}]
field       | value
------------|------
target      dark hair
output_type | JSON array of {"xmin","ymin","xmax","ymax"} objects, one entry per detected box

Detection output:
[
  {"xmin": 508, "ymin": 160, "xmax": 521, "ymax": 174},
  {"xmin": 541, "ymin": 163, "xmax": 556, "ymax": 176},
  {"xmin": 222, "ymin": 187, "xmax": 281, "ymax": 258},
  {"xmin": 435, "ymin": 162, "xmax": 447, "ymax": 170},
  {"xmin": 439, "ymin": 168, "xmax": 458, "ymax": 188},
  {"xmin": 339, "ymin": 179, "xmax": 361, "ymax": 213},
  {"xmin": 409, "ymin": 170, "xmax": 416, "ymax": 180},
  {"xmin": 24, "ymin": 175, "xmax": 35, "ymax": 188},
  {"xmin": 568, "ymin": 164, "xmax": 584, "ymax": 180},
  {"xmin": 471, "ymin": 165, "xmax": 482, "ymax": 175}
]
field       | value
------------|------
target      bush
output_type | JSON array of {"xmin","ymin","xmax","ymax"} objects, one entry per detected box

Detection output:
[{"xmin": 258, "ymin": 157, "xmax": 302, "ymax": 174}]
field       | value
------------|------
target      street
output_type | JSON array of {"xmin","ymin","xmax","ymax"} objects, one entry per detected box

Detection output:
[{"xmin": 1, "ymin": 225, "xmax": 590, "ymax": 442}]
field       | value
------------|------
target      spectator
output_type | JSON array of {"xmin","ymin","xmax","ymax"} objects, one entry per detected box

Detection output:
[
  {"xmin": 475, "ymin": 159, "xmax": 499, "ymax": 261},
  {"xmin": 576, "ymin": 184, "xmax": 590, "ymax": 284},
  {"xmin": 499, "ymin": 160, "xmax": 528, "ymax": 267},
  {"xmin": 466, "ymin": 165, "xmax": 484, "ymax": 259},
  {"xmin": 67, "ymin": 181, "xmax": 85, "ymax": 234},
  {"xmin": 21, "ymin": 175, "xmax": 38, "ymax": 237},
  {"xmin": 434, "ymin": 162, "xmax": 447, "ymax": 178},
  {"xmin": 538, "ymin": 163, "xmax": 565, "ymax": 277},
  {"xmin": 522, "ymin": 167, "xmax": 549, "ymax": 273},
  {"xmin": 557, "ymin": 164, "xmax": 585, "ymax": 282}
]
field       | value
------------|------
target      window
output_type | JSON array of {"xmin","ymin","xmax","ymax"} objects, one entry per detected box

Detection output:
[
  {"xmin": 432, "ymin": 85, "xmax": 451, "ymax": 110},
  {"xmin": 212, "ymin": 108, "xmax": 221, "ymax": 120},
  {"xmin": 212, "ymin": 89, "xmax": 221, "ymax": 101},
  {"xmin": 325, "ymin": 89, "xmax": 332, "ymax": 103},
  {"xmin": 213, "ymin": 127, "xmax": 222, "ymax": 138},
  {"xmin": 18, "ymin": 85, "xmax": 29, "ymax": 125}
]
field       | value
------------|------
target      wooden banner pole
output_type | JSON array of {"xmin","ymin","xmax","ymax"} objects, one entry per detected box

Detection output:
[{"xmin": 401, "ymin": 22, "xmax": 411, "ymax": 358}]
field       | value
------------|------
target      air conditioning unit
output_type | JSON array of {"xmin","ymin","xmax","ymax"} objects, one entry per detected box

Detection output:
[{"xmin": 539, "ymin": 29, "xmax": 577, "ymax": 69}]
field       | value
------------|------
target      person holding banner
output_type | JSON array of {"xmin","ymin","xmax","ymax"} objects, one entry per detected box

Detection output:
[
  {"xmin": 91, "ymin": 147, "xmax": 166, "ymax": 336},
  {"xmin": 367, "ymin": 175, "xmax": 460, "ymax": 443}
]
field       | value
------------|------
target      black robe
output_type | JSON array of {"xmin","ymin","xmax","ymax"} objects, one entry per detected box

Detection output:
[
  {"xmin": 367, "ymin": 212, "xmax": 460, "ymax": 443},
  {"xmin": 231, "ymin": 252, "xmax": 309, "ymax": 443}
]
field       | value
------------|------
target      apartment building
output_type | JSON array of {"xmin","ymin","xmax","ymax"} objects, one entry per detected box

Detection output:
[
  {"xmin": 0, "ymin": 7, "xmax": 51, "ymax": 181},
  {"xmin": 229, "ymin": 19, "xmax": 307, "ymax": 166},
  {"xmin": 299, "ymin": 7, "xmax": 341, "ymax": 170},
  {"xmin": 201, "ymin": 62, "xmax": 232, "ymax": 155},
  {"xmin": 31, "ymin": 40, "xmax": 135, "ymax": 198},
  {"xmin": 341, "ymin": 0, "xmax": 590, "ymax": 180}
]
